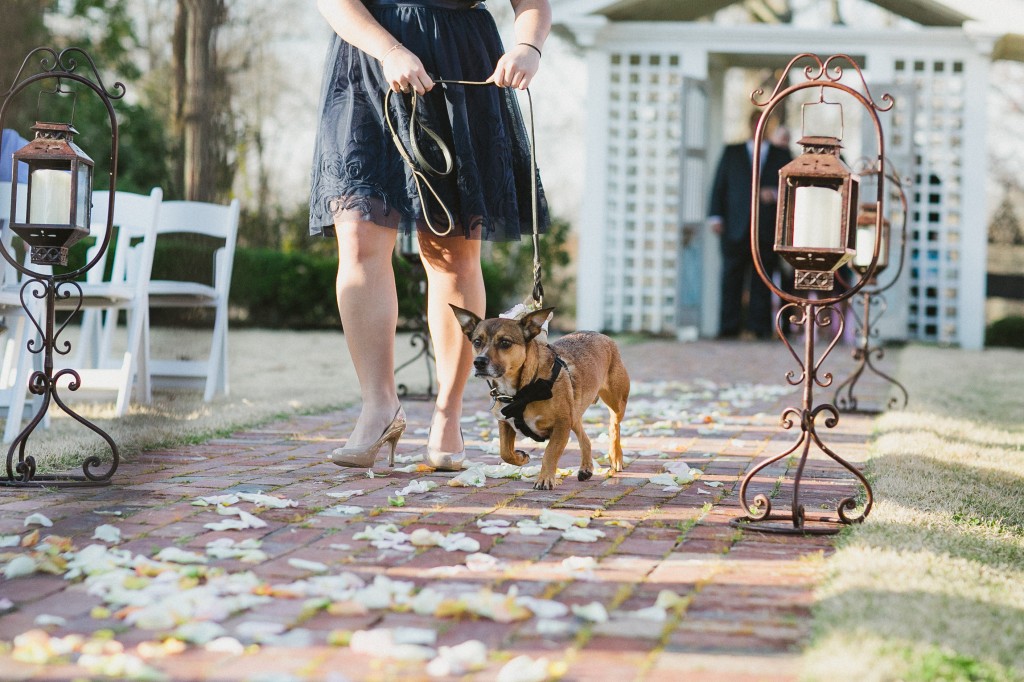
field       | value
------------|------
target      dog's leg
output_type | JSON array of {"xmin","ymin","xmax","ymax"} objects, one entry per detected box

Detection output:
[
  {"xmin": 534, "ymin": 426, "xmax": 571, "ymax": 490},
  {"xmin": 599, "ymin": 369, "xmax": 629, "ymax": 473},
  {"xmin": 575, "ymin": 419, "xmax": 593, "ymax": 481},
  {"xmin": 498, "ymin": 421, "xmax": 530, "ymax": 466}
]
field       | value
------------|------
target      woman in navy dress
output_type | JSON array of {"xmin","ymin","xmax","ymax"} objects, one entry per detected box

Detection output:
[{"xmin": 310, "ymin": 0, "xmax": 551, "ymax": 471}]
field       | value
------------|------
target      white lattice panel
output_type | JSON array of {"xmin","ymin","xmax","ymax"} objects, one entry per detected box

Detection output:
[
  {"xmin": 891, "ymin": 57, "xmax": 967, "ymax": 344},
  {"xmin": 602, "ymin": 51, "xmax": 684, "ymax": 333}
]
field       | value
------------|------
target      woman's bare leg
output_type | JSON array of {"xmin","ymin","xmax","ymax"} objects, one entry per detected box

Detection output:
[
  {"xmin": 335, "ymin": 220, "xmax": 402, "ymax": 446},
  {"xmin": 417, "ymin": 232, "xmax": 484, "ymax": 454}
]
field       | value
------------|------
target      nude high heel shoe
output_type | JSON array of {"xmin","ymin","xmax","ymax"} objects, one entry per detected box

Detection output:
[
  {"xmin": 331, "ymin": 406, "xmax": 406, "ymax": 468},
  {"xmin": 425, "ymin": 427, "xmax": 465, "ymax": 472}
]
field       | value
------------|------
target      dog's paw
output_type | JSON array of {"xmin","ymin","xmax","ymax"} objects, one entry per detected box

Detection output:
[
  {"xmin": 501, "ymin": 450, "xmax": 531, "ymax": 467},
  {"xmin": 533, "ymin": 476, "xmax": 555, "ymax": 490},
  {"xmin": 577, "ymin": 468, "xmax": 593, "ymax": 481}
]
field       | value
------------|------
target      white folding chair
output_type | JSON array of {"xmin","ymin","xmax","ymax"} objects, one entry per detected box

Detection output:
[
  {"xmin": 0, "ymin": 180, "xmax": 47, "ymax": 442},
  {"xmin": 147, "ymin": 199, "xmax": 240, "ymax": 401},
  {"xmin": 53, "ymin": 187, "xmax": 162, "ymax": 417}
]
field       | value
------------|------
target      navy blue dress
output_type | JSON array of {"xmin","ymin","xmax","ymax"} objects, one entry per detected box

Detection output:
[{"xmin": 309, "ymin": 0, "xmax": 549, "ymax": 241}]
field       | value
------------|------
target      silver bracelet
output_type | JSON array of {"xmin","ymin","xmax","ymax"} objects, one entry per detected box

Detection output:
[{"xmin": 380, "ymin": 43, "xmax": 403, "ymax": 62}]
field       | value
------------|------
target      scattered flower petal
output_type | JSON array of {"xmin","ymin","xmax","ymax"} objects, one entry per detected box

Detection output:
[
  {"xmin": 572, "ymin": 602, "xmax": 609, "ymax": 623},
  {"xmin": 497, "ymin": 654, "xmax": 552, "ymax": 682},
  {"xmin": 4, "ymin": 555, "xmax": 38, "ymax": 579},
  {"xmin": 92, "ymin": 525, "xmax": 122, "ymax": 544},
  {"xmin": 288, "ymin": 558, "xmax": 329, "ymax": 573},
  {"xmin": 448, "ymin": 469, "xmax": 486, "ymax": 487},
  {"xmin": 24, "ymin": 513, "xmax": 53, "ymax": 528},
  {"xmin": 426, "ymin": 640, "xmax": 488, "ymax": 677}
]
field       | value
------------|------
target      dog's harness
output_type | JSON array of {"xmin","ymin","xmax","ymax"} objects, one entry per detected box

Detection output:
[{"xmin": 488, "ymin": 355, "xmax": 568, "ymax": 442}]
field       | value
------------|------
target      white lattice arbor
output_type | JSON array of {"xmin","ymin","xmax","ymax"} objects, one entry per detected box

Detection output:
[{"xmin": 561, "ymin": 1, "xmax": 1008, "ymax": 349}]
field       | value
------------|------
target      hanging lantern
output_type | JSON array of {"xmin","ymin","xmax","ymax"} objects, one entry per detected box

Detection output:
[
  {"xmin": 852, "ymin": 201, "xmax": 889, "ymax": 276},
  {"xmin": 9, "ymin": 122, "xmax": 93, "ymax": 266},
  {"xmin": 774, "ymin": 135, "xmax": 858, "ymax": 290}
]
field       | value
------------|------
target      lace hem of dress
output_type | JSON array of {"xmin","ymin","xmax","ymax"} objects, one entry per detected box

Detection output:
[{"xmin": 316, "ymin": 191, "xmax": 540, "ymax": 242}]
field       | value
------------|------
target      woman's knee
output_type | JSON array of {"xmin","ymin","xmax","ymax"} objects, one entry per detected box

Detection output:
[
  {"xmin": 417, "ymin": 236, "xmax": 482, "ymax": 278},
  {"xmin": 335, "ymin": 221, "xmax": 397, "ymax": 268}
]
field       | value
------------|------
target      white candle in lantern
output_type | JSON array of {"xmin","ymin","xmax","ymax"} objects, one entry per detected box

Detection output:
[
  {"xmin": 854, "ymin": 225, "xmax": 875, "ymax": 267},
  {"xmin": 791, "ymin": 186, "xmax": 843, "ymax": 249},
  {"xmin": 29, "ymin": 169, "xmax": 72, "ymax": 225}
]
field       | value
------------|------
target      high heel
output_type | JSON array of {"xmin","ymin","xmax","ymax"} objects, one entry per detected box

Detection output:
[
  {"xmin": 425, "ymin": 427, "xmax": 465, "ymax": 472},
  {"xmin": 331, "ymin": 406, "xmax": 406, "ymax": 468}
]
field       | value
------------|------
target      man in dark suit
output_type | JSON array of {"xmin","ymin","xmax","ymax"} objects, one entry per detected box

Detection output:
[{"xmin": 708, "ymin": 111, "xmax": 792, "ymax": 339}]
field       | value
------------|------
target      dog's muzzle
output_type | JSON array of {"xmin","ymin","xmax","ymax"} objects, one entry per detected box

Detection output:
[{"xmin": 473, "ymin": 356, "xmax": 495, "ymax": 377}]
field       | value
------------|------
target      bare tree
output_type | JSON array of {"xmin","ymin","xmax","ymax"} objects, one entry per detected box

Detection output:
[
  {"xmin": 173, "ymin": 0, "xmax": 228, "ymax": 202},
  {"xmin": 0, "ymin": 0, "xmax": 49, "ymax": 126}
]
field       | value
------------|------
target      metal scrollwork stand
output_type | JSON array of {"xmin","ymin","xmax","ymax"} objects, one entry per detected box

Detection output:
[
  {"xmin": 1, "ymin": 47, "xmax": 123, "ymax": 487},
  {"xmin": 832, "ymin": 161, "xmax": 910, "ymax": 413},
  {"xmin": 731, "ymin": 54, "xmax": 891, "ymax": 534},
  {"xmin": 393, "ymin": 237, "xmax": 436, "ymax": 400}
]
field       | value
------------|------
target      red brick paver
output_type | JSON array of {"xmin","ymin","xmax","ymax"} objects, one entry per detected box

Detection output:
[{"xmin": 0, "ymin": 339, "xmax": 883, "ymax": 681}]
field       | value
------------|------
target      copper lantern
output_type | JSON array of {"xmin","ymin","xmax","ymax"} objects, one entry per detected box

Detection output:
[
  {"xmin": 774, "ymin": 135, "xmax": 858, "ymax": 290},
  {"xmin": 9, "ymin": 122, "xmax": 93, "ymax": 266},
  {"xmin": 852, "ymin": 201, "xmax": 889, "ymax": 276}
]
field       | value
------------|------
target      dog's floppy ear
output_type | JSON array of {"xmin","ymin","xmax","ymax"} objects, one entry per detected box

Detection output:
[
  {"xmin": 450, "ymin": 305, "xmax": 482, "ymax": 338},
  {"xmin": 520, "ymin": 307, "xmax": 555, "ymax": 342}
]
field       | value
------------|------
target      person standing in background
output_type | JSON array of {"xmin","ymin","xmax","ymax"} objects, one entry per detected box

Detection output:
[{"xmin": 708, "ymin": 111, "xmax": 792, "ymax": 339}]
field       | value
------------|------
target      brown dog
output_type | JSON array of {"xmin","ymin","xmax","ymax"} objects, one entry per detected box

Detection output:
[{"xmin": 451, "ymin": 306, "xmax": 630, "ymax": 490}]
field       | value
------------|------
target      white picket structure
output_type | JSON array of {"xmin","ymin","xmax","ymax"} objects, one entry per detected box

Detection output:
[{"xmin": 561, "ymin": 7, "xmax": 999, "ymax": 348}]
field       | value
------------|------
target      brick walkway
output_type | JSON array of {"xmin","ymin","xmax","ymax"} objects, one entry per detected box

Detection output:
[{"xmin": 0, "ymin": 339, "xmax": 881, "ymax": 681}]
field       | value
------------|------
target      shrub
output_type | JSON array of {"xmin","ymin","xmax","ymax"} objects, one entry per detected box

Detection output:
[{"xmin": 985, "ymin": 315, "xmax": 1024, "ymax": 348}]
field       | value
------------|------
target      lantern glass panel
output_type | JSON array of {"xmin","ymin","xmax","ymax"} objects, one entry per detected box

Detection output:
[{"xmin": 75, "ymin": 163, "xmax": 92, "ymax": 230}]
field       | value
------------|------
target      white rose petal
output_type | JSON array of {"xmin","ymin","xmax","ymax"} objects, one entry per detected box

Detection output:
[
  {"xmin": 465, "ymin": 553, "xmax": 503, "ymax": 572},
  {"xmin": 496, "ymin": 655, "xmax": 551, "ymax": 682},
  {"xmin": 426, "ymin": 640, "xmax": 488, "ymax": 677},
  {"xmin": 517, "ymin": 596, "xmax": 570, "ymax": 619},
  {"xmin": 155, "ymin": 547, "xmax": 208, "ymax": 564},
  {"xmin": 326, "ymin": 489, "xmax": 364, "ymax": 500},
  {"xmin": 205, "ymin": 636, "xmax": 245, "ymax": 654},
  {"xmin": 319, "ymin": 505, "xmax": 363, "ymax": 517},
  {"xmin": 397, "ymin": 479, "xmax": 438, "ymax": 496},
  {"xmin": 448, "ymin": 469, "xmax": 486, "ymax": 487},
  {"xmin": 561, "ymin": 526, "xmax": 606, "ymax": 543},
  {"xmin": 571, "ymin": 602, "xmax": 609, "ymax": 623},
  {"xmin": 175, "ymin": 621, "xmax": 227, "ymax": 645},
  {"xmin": 235, "ymin": 621, "xmax": 286, "ymax": 642},
  {"xmin": 24, "ymin": 513, "xmax": 53, "ymax": 528},
  {"xmin": 92, "ymin": 525, "xmax": 122, "ymax": 544},
  {"xmin": 516, "ymin": 520, "xmax": 545, "ymax": 536},
  {"xmin": 538, "ymin": 509, "xmax": 588, "ymax": 530},
  {"xmin": 237, "ymin": 492, "xmax": 297, "ymax": 508},
  {"xmin": 288, "ymin": 558, "xmax": 329, "ymax": 573}
]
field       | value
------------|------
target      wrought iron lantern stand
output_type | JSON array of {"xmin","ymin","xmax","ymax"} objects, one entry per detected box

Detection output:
[
  {"xmin": 832, "ymin": 160, "xmax": 910, "ymax": 413},
  {"xmin": 393, "ymin": 230, "xmax": 436, "ymax": 400},
  {"xmin": 1, "ymin": 47, "xmax": 124, "ymax": 487},
  {"xmin": 732, "ymin": 54, "xmax": 892, "ymax": 534}
]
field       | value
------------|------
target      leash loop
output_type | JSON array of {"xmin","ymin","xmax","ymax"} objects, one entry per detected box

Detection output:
[{"xmin": 384, "ymin": 79, "xmax": 543, "ymax": 306}]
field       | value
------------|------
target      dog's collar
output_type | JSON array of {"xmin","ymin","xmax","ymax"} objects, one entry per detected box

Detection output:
[{"xmin": 489, "ymin": 354, "xmax": 567, "ymax": 442}]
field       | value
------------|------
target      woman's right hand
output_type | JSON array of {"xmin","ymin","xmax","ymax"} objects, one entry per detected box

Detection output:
[{"xmin": 382, "ymin": 46, "xmax": 434, "ymax": 95}]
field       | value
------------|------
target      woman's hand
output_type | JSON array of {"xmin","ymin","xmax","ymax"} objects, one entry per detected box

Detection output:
[
  {"xmin": 488, "ymin": 43, "xmax": 541, "ymax": 89},
  {"xmin": 382, "ymin": 45, "xmax": 434, "ymax": 95}
]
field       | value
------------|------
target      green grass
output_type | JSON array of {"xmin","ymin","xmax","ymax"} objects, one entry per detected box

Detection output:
[{"xmin": 802, "ymin": 344, "xmax": 1024, "ymax": 682}]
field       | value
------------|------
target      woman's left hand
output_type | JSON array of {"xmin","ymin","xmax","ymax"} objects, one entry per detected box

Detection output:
[{"xmin": 487, "ymin": 43, "xmax": 540, "ymax": 89}]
